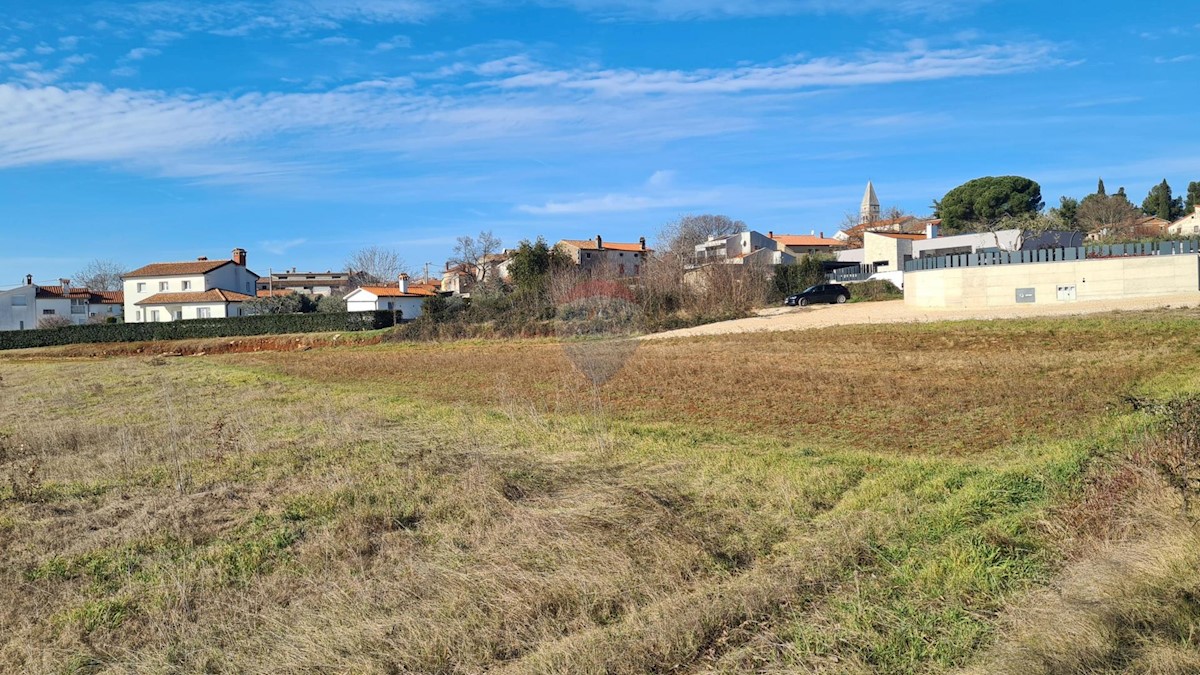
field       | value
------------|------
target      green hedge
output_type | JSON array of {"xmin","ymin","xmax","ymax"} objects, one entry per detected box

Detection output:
[{"xmin": 0, "ymin": 311, "xmax": 399, "ymax": 351}]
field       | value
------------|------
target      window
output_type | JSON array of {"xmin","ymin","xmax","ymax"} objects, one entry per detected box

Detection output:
[
  {"xmin": 71, "ymin": 299, "xmax": 87, "ymax": 314},
  {"xmin": 43, "ymin": 309, "xmax": 55, "ymax": 315},
  {"xmin": 150, "ymin": 310, "xmax": 160, "ymax": 321},
  {"xmin": 182, "ymin": 280, "xmax": 192, "ymax": 290},
  {"xmin": 619, "ymin": 264, "xmax": 626, "ymax": 276},
  {"xmin": 585, "ymin": 252, "xmax": 591, "ymax": 259},
  {"xmin": 11, "ymin": 295, "xmax": 26, "ymax": 306},
  {"xmin": 387, "ymin": 301, "xmax": 395, "ymax": 310},
  {"xmin": 159, "ymin": 281, "xmax": 169, "ymax": 291},
  {"xmin": 196, "ymin": 307, "xmax": 211, "ymax": 318},
  {"xmin": 619, "ymin": 252, "xmax": 625, "ymax": 257},
  {"xmin": 136, "ymin": 310, "xmax": 142, "ymax": 322},
  {"xmin": 137, "ymin": 282, "xmax": 146, "ymax": 293}
]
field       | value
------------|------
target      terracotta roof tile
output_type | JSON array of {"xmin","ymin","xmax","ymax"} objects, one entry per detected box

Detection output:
[
  {"xmin": 124, "ymin": 260, "xmax": 237, "ymax": 278},
  {"xmin": 770, "ymin": 234, "xmax": 843, "ymax": 248},
  {"xmin": 560, "ymin": 239, "xmax": 652, "ymax": 253},
  {"xmin": 356, "ymin": 285, "xmax": 439, "ymax": 298},
  {"xmin": 136, "ymin": 289, "xmax": 256, "ymax": 305},
  {"xmin": 256, "ymin": 288, "xmax": 296, "ymax": 298},
  {"xmin": 32, "ymin": 286, "xmax": 124, "ymax": 304}
]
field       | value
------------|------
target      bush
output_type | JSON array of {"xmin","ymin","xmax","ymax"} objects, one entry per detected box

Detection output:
[
  {"xmin": 0, "ymin": 311, "xmax": 399, "ymax": 351},
  {"xmin": 847, "ymin": 280, "xmax": 903, "ymax": 303}
]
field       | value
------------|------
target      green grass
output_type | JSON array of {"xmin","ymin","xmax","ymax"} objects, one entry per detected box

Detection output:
[{"xmin": 2, "ymin": 310, "xmax": 1199, "ymax": 672}]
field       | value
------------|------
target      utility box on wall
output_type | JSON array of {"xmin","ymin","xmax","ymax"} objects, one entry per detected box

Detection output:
[
  {"xmin": 1015, "ymin": 288, "xmax": 1036, "ymax": 304},
  {"xmin": 1057, "ymin": 285, "xmax": 1077, "ymax": 301}
]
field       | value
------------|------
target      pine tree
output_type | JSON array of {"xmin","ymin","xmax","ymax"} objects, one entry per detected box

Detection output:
[
  {"xmin": 1187, "ymin": 181, "xmax": 1200, "ymax": 216},
  {"xmin": 1097, "ymin": 178, "xmax": 1107, "ymax": 197},
  {"xmin": 1143, "ymin": 180, "xmax": 1185, "ymax": 221}
]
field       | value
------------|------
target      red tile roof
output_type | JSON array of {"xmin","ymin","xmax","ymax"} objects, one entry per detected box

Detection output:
[
  {"xmin": 770, "ymin": 234, "xmax": 843, "ymax": 248},
  {"xmin": 875, "ymin": 232, "xmax": 928, "ymax": 241},
  {"xmin": 32, "ymin": 286, "xmax": 124, "ymax": 304},
  {"xmin": 842, "ymin": 216, "xmax": 924, "ymax": 238},
  {"xmin": 125, "ymin": 260, "xmax": 237, "ymax": 278},
  {"xmin": 135, "ymin": 289, "xmax": 256, "ymax": 305},
  {"xmin": 356, "ymin": 285, "xmax": 439, "ymax": 298},
  {"xmin": 256, "ymin": 288, "xmax": 296, "ymax": 298},
  {"xmin": 560, "ymin": 239, "xmax": 651, "ymax": 253},
  {"xmin": 92, "ymin": 290, "xmax": 124, "ymax": 305}
]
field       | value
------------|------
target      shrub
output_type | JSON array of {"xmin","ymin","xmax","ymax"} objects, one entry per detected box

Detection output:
[
  {"xmin": 847, "ymin": 279, "xmax": 903, "ymax": 303},
  {"xmin": 0, "ymin": 311, "xmax": 399, "ymax": 351},
  {"xmin": 37, "ymin": 316, "xmax": 74, "ymax": 329}
]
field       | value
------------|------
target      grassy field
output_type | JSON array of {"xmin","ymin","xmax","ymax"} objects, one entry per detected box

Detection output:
[{"xmin": 2, "ymin": 310, "xmax": 1199, "ymax": 673}]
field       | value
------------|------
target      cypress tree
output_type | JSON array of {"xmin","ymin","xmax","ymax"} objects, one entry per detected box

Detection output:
[{"xmin": 1097, "ymin": 178, "xmax": 1106, "ymax": 197}]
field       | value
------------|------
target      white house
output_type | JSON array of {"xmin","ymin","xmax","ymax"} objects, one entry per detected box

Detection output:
[
  {"xmin": 344, "ymin": 275, "xmax": 439, "ymax": 320},
  {"xmin": 1168, "ymin": 210, "xmax": 1200, "ymax": 237},
  {"xmin": 123, "ymin": 248, "xmax": 259, "ymax": 323},
  {"xmin": 0, "ymin": 276, "xmax": 123, "ymax": 331}
]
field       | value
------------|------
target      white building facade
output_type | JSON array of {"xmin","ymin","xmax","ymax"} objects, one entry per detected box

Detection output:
[
  {"xmin": 0, "ymin": 277, "xmax": 123, "ymax": 331},
  {"xmin": 123, "ymin": 249, "xmax": 259, "ymax": 323}
]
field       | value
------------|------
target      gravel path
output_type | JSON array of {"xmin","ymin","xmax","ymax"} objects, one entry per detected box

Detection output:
[{"xmin": 643, "ymin": 293, "xmax": 1200, "ymax": 340}]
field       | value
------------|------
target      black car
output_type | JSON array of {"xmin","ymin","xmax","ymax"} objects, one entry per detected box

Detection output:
[{"xmin": 785, "ymin": 284, "xmax": 850, "ymax": 307}]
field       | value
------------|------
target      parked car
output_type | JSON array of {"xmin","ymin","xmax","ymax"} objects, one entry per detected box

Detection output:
[{"xmin": 785, "ymin": 284, "xmax": 851, "ymax": 307}]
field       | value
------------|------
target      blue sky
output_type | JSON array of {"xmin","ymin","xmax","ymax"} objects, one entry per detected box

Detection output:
[{"xmin": 1, "ymin": 0, "xmax": 1197, "ymax": 284}]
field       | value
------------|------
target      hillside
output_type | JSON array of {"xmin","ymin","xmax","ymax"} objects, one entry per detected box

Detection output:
[{"xmin": 2, "ymin": 311, "xmax": 1199, "ymax": 673}]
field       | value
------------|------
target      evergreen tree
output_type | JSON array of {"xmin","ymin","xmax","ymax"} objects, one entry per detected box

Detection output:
[
  {"xmin": 1142, "ymin": 179, "xmax": 1185, "ymax": 221},
  {"xmin": 1186, "ymin": 181, "xmax": 1200, "ymax": 215},
  {"xmin": 1097, "ymin": 178, "xmax": 1106, "ymax": 197},
  {"xmin": 1051, "ymin": 196, "xmax": 1080, "ymax": 228}
]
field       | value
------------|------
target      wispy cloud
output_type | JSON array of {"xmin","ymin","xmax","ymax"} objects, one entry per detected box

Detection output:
[
  {"xmin": 517, "ymin": 192, "xmax": 713, "ymax": 215},
  {"xmin": 260, "ymin": 238, "xmax": 308, "ymax": 254},
  {"xmin": 1154, "ymin": 54, "xmax": 1195, "ymax": 64},
  {"xmin": 0, "ymin": 38, "xmax": 1061, "ymax": 190},
  {"xmin": 90, "ymin": 0, "xmax": 990, "ymax": 38},
  {"xmin": 489, "ymin": 43, "xmax": 1056, "ymax": 95},
  {"xmin": 126, "ymin": 47, "xmax": 162, "ymax": 60},
  {"xmin": 372, "ymin": 34, "xmax": 412, "ymax": 52}
]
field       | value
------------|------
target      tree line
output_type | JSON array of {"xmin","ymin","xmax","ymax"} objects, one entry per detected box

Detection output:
[{"xmin": 932, "ymin": 175, "xmax": 1199, "ymax": 236}]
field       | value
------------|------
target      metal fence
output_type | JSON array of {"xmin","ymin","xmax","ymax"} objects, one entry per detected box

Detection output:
[
  {"xmin": 903, "ymin": 239, "xmax": 1200, "ymax": 273},
  {"xmin": 828, "ymin": 263, "xmax": 877, "ymax": 283}
]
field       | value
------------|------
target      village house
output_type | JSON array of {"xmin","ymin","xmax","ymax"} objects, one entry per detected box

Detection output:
[
  {"xmin": 1168, "ymin": 210, "xmax": 1200, "ymax": 237},
  {"xmin": 557, "ymin": 236, "xmax": 651, "ymax": 277},
  {"xmin": 256, "ymin": 270, "xmax": 353, "ymax": 297},
  {"xmin": 0, "ymin": 276, "xmax": 123, "ymax": 331},
  {"xmin": 122, "ymin": 248, "xmax": 259, "ymax": 323},
  {"xmin": 343, "ymin": 274, "xmax": 440, "ymax": 319}
]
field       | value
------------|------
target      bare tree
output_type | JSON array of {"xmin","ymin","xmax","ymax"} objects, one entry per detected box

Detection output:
[
  {"xmin": 450, "ymin": 230, "xmax": 502, "ymax": 283},
  {"xmin": 657, "ymin": 214, "xmax": 746, "ymax": 262},
  {"xmin": 345, "ymin": 246, "xmax": 407, "ymax": 286},
  {"xmin": 1078, "ymin": 194, "xmax": 1141, "ymax": 235},
  {"xmin": 74, "ymin": 259, "xmax": 126, "ymax": 291}
]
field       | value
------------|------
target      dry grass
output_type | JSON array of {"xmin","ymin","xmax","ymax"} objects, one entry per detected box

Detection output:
[
  {"xmin": 227, "ymin": 312, "xmax": 1200, "ymax": 453},
  {"xmin": 961, "ymin": 483, "xmax": 1200, "ymax": 675},
  {"xmin": 2, "ymin": 311, "xmax": 1200, "ymax": 673}
]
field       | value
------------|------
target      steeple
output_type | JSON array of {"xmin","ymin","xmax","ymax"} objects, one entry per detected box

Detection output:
[{"xmin": 860, "ymin": 181, "xmax": 881, "ymax": 224}]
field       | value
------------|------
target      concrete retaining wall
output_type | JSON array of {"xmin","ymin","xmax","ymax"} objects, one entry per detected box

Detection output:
[{"xmin": 904, "ymin": 254, "xmax": 1200, "ymax": 308}]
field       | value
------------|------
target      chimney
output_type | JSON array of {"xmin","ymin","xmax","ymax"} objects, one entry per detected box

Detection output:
[
  {"xmin": 59, "ymin": 278, "xmax": 70, "ymax": 293},
  {"xmin": 197, "ymin": 256, "xmax": 208, "ymax": 261},
  {"xmin": 639, "ymin": 236, "xmax": 646, "ymax": 251},
  {"xmin": 768, "ymin": 231, "xmax": 774, "ymax": 239},
  {"xmin": 595, "ymin": 235, "xmax": 603, "ymax": 250},
  {"xmin": 925, "ymin": 222, "xmax": 940, "ymax": 239},
  {"xmin": 820, "ymin": 231, "xmax": 825, "ymax": 239},
  {"xmin": 232, "ymin": 248, "xmax": 247, "ymax": 266},
  {"xmin": 398, "ymin": 273, "xmax": 409, "ymax": 294},
  {"xmin": 25, "ymin": 274, "xmax": 32, "ymax": 286}
]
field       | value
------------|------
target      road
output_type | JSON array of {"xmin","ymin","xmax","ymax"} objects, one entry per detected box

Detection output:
[{"xmin": 643, "ymin": 293, "xmax": 1200, "ymax": 340}]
